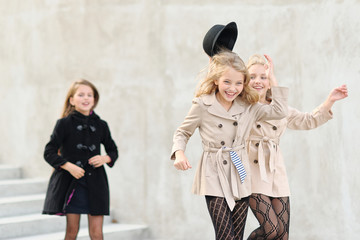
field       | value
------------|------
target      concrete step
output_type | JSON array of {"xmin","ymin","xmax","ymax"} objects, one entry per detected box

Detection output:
[
  {"xmin": 0, "ymin": 165, "xmax": 22, "ymax": 180},
  {"xmin": 0, "ymin": 213, "xmax": 116, "ymax": 239},
  {"xmin": 0, "ymin": 194, "xmax": 45, "ymax": 217},
  {"xmin": 0, "ymin": 178, "xmax": 48, "ymax": 197},
  {"xmin": 0, "ymin": 214, "xmax": 66, "ymax": 239},
  {"xmin": 7, "ymin": 223, "xmax": 149, "ymax": 240}
]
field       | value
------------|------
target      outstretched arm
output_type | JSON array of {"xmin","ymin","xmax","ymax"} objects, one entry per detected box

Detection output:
[{"xmin": 287, "ymin": 84, "xmax": 348, "ymax": 130}]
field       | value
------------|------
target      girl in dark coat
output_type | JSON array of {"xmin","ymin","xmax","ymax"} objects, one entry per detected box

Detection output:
[{"xmin": 43, "ymin": 79, "xmax": 118, "ymax": 240}]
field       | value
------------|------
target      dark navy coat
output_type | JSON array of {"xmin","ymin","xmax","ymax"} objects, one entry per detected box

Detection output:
[{"xmin": 42, "ymin": 110, "xmax": 118, "ymax": 215}]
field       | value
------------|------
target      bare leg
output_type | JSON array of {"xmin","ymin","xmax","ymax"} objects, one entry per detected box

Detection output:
[
  {"xmin": 88, "ymin": 214, "xmax": 104, "ymax": 240},
  {"xmin": 65, "ymin": 214, "xmax": 80, "ymax": 240}
]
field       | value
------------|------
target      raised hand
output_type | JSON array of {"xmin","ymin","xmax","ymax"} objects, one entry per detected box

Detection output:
[
  {"xmin": 264, "ymin": 54, "xmax": 278, "ymax": 87},
  {"xmin": 328, "ymin": 84, "xmax": 348, "ymax": 102}
]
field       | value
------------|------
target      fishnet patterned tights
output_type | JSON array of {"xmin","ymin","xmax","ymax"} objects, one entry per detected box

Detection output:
[
  {"xmin": 206, "ymin": 196, "xmax": 249, "ymax": 240},
  {"xmin": 247, "ymin": 194, "xmax": 290, "ymax": 240}
]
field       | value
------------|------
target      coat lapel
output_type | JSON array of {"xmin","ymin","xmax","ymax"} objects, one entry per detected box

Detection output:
[{"xmin": 202, "ymin": 92, "xmax": 246, "ymax": 119}]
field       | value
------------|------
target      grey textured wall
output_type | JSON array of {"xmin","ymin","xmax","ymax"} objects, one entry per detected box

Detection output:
[{"xmin": 1, "ymin": 1, "xmax": 359, "ymax": 239}]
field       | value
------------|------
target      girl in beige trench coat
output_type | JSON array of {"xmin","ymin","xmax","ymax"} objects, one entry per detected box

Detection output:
[
  {"xmin": 171, "ymin": 50, "xmax": 289, "ymax": 240},
  {"xmin": 245, "ymin": 54, "xmax": 348, "ymax": 240}
]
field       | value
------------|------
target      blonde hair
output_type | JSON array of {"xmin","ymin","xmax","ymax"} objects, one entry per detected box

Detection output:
[
  {"xmin": 246, "ymin": 54, "xmax": 267, "ymax": 69},
  {"xmin": 196, "ymin": 49, "xmax": 259, "ymax": 104},
  {"xmin": 61, "ymin": 79, "xmax": 99, "ymax": 118},
  {"xmin": 246, "ymin": 54, "xmax": 272, "ymax": 102}
]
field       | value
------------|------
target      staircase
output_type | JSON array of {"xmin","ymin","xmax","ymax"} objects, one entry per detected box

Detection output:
[{"xmin": 0, "ymin": 165, "xmax": 149, "ymax": 240}]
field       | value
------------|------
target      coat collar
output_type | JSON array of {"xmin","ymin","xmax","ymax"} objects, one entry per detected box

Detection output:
[
  {"xmin": 70, "ymin": 110, "xmax": 100, "ymax": 122},
  {"xmin": 201, "ymin": 92, "xmax": 247, "ymax": 119}
]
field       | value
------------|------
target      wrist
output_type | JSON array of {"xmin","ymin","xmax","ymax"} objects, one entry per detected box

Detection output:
[
  {"xmin": 175, "ymin": 150, "xmax": 184, "ymax": 159},
  {"xmin": 103, "ymin": 155, "xmax": 111, "ymax": 164}
]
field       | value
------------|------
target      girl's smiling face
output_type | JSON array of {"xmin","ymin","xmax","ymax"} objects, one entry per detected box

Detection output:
[
  {"xmin": 70, "ymin": 84, "xmax": 95, "ymax": 116},
  {"xmin": 248, "ymin": 63, "xmax": 270, "ymax": 102},
  {"xmin": 215, "ymin": 67, "xmax": 244, "ymax": 110}
]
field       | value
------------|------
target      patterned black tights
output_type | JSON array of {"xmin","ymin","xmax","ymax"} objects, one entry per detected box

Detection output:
[
  {"xmin": 206, "ymin": 196, "xmax": 249, "ymax": 240},
  {"xmin": 247, "ymin": 194, "xmax": 290, "ymax": 240}
]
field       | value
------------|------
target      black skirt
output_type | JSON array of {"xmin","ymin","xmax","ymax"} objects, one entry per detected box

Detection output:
[{"xmin": 65, "ymin": 178, "xmax": 90, "ymax": 214}]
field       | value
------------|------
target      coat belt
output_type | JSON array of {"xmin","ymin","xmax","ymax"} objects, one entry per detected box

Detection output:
[
  {"xmin": 249, "ymin": 136, "xmax": 279, "ymax": 183},
  {"xmin": 202, "ymin": 144, "xmax": 245, "ymax": 211}
]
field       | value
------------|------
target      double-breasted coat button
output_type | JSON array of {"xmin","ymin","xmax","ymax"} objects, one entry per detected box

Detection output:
[
  {"xmin": 272, "ymin": 126, "xmax": 277, "ymax": 130},
  {"xmin": 88, "ymin": 173, "xmax": 92, "ymax": 176},
  {"xmin": 254, "ymin": 159, "xmax": 258, "ymax": 164},
  {"xmin": 220, "ymin": 141, "xmax": 225, "ymax": 145},
  {"xmin": 255, "ymin": 143, "xmax": 259, "ymax": 147},
  {"xmin": 218, "ymin": 124, "xmax": 223, "ymax": 128},
  {"xmin": 233, "ymin": 122, "xmax": 238, "ymax": 126},
  {"xmin": 223, "ymin": 160, "xmax": 227, "ymax": 165},
  {"xmin": 257, "ymin": 124, "xmax": 261, "ymax": 128}
]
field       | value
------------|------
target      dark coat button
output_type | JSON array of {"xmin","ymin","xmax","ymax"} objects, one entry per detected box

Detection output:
[
  {"xmin": 221, "ymin": 141, "xmax": 225, "ymax": 145},
  {"xmin": 89, "ymin": 144, "xmax": 96, "ymax": 151},
  {"xmin": 257, "ymin": 124, "xmax": 261, "ymax": 128},
  {"xmin": 255, "ymin": 143, "xmax": 259, "ymax": 147},
  {"xmin": 223, "ymin": 160, "xmax": 227, "ymax": 165},
  {"xmin": 233, "ymin": 122, "xmax": 238, "ymax": 126},
  {"xmin": 218, "ymin": 124, "xmax": 223, "ymax": 128},
  {"xmin": 254, "ymin": 159, "xmax": 258, "ymax": 164},
  {"xmin": 90, "ymin": 125, "xmax": 96, "ymax": 132},
  {"xmin": 273, "ymin": 126, "xmax": 277, "ymax": 130}
]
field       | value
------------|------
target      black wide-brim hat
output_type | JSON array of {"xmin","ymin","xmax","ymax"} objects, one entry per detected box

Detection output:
[{"xmin": 203, "ymin": 22, "xmax": 238, "ymax": 57}]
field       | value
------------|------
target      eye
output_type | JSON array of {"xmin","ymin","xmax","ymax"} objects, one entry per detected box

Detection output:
[
  {"xmin": 236, "ymin": 82, "xmax": 243, "ymax": 85},
  {"xmin": 78, "ymin": 93, "xmax": 84, "ymax": 97},
  {"xmin": 261, "ymin": 76, "xmax": 267, "ymax": 80},
  {"xmin": 224, "ymin": 80, "xmax": 231, "ymax": 84},
  {"xmin": 250, "ymin": 76, "xmax": 255, "ymax": 80}
]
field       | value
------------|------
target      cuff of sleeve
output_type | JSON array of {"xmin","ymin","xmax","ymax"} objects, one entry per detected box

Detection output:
[
  {"xmin": 170, "ymin": 146, "xmax": 184, "ymax": 160},
  {"xmin": 106, "ymin": 155, "xmax": 116, "ymax": 167},
  {"xmin": 313, "ymin": 104, "xmax": 334, "ymax": 120}
]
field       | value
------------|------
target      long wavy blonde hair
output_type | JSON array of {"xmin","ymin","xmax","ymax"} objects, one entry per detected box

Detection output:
[
  {"xmin": 195, "ymin": 50, "xmax": 259, "ymax": 104},
  {"xmin": 61, "ymin": 79, "xmax": 99, "ymax": 118}
]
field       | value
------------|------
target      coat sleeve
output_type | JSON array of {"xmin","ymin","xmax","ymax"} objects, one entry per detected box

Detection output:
[
  {"xmin": 170, "ymin": 99, "xmax": 202, "ymax": 160},
  {"xmin": 254, "ymin": 86, "xmax": 289, "ymax": 121},
  {"xmin": 101, "ymin": 121, "xmax": 118, "ymax": 167},
  {"xmin": 286, "ymin": 104, "xmax": 333, "ymax": 130},
  {"xmin": 44, "ymin": 119, "xmax": 68, "ymax": 169}
]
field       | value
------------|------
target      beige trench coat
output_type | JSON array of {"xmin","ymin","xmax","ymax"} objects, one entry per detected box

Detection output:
[
  {"xmin": 247, "ymin": 104, "xmax": 333, "ymax": 197},
  {"xmin": 171, "ymin": 87, "xmax": 289, "ymax": 210}
]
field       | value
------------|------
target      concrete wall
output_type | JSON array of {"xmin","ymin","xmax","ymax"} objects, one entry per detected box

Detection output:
[{"xmin": 1, "ymin": 0, "xmax": 359, "ymax": 239}]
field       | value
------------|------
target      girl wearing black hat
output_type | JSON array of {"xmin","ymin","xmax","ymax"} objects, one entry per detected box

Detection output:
[
  {"xmin": 42, "ymin": 79, "xmax": 118, "ymax": 240},
  {"xmin": 171, "ymin": 49, "xmax": 289, "ymax": 240}
]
